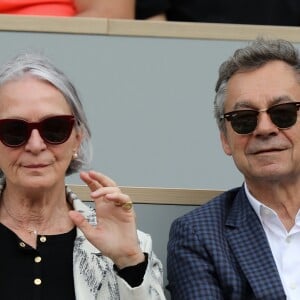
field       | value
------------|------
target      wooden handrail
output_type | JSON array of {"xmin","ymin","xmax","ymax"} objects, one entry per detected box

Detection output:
[
  {"xmin": 67, "ymin": 184, "xmax": 223, "ymax": 205},
  {"xmin": 0, "ymin": 15, "xmax": 300, "ymax": 42}
]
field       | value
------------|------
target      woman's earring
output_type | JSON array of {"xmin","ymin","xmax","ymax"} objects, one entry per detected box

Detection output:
[{"xmin": 72, "ymin": 152, "xmax": 78, "ymax": 160}]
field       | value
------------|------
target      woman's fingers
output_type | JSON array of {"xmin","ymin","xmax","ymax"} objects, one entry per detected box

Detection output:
[
  {"xmin": 80, "ymin": 170, "xmax": 117, "ymax": 193},
  {"xmin": 80, "ymin": 171, "xmax": 102, "ymax": 192},
  {"xmin": 80, "ymin": 170, "xmax": 133, "ymax": 212},
  {"xmin": 68, "ymin": 210, "xmax": 93, "ymax": 237},
  {"xmin": 88, "ymin": 170, "xmax": 117, "ymax": 187}
]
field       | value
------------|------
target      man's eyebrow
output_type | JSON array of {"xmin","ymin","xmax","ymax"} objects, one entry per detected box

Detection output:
[
  {"xmin": 272, "ymin": 95, "xmax": 294, "ymax": 103},
  {"xmin": 232, "ymin": 101, "xmax": 255, "ymax": 110},
  {"xmin": 232, "ymin": 95, "xmax": 295, "ymax": 110}
]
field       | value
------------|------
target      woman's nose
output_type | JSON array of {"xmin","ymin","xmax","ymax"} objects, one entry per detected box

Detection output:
[{"xmin": 24, "ymin": 129, "xmax": 47, "ymax": 152}]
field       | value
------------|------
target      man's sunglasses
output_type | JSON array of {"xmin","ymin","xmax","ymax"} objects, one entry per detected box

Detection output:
[
  {"xmin": 220, "ymin": 102, "xmax": 300, "ymax": 134},
  {"xmin": 0, "ymin": 115, "xmax": 75, "ymax": 147}
]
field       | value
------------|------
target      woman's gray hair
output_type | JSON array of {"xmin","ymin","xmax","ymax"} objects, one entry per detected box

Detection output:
[
  {"xmin": 214, "ymin": 38, "xmax": 300, "ymax": 132},
  {"xmin": 0, "ymin": 51, "xmax": 92, "ymax": 177}
]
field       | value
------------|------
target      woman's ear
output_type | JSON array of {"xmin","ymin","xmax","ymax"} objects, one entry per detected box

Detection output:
[
  {"xmin": 75, "ymin": 126, "xmax": 83, "ymax": 146},
  {"xmin": 71, "ymin": 128, "xmax": 83, "ymax": 158}
]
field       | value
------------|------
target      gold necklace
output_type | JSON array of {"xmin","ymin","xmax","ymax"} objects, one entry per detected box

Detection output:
[{"xmin": 1, "ymin": 199, "xmax": 41, "ymax": 236}]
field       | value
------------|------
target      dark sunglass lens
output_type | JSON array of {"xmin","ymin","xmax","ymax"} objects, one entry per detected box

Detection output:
[
  {"xmin": 269, "ymin": 103, "xmax": 298, "ymax": 129},
  {"xmin": 230, "ymin": 111, "xmax": 258, "ymax": 134},
  {"xmin": 0, "ymin": 120, "xmax": 28, "ymax": 147},
  {"xmin": 41, "ymin": 116, "xmax": 74, "ymax": 144}
]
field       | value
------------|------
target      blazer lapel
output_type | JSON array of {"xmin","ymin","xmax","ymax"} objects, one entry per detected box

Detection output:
[
  {"xmin": 69, "ymin": 193, "xmax": 112, "ymax": 300},
  {"xmin": 73, "ymin": 234, "xmax": 110, "ymax": 300},
  {"xmin": 226, "ymin": 188, "xmax": 286, "ymax": 299}
]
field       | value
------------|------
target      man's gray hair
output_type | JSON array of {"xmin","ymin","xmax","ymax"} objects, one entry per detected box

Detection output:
[{"xmin": 214, "ymin": 38, "xmax": 300, "ymax": 132}]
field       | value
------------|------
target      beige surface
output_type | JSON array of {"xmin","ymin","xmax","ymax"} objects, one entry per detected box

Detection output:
[
  {"xmin": 0, "ymin": 14, "xmax": 300, "ymax": 41},
  {"xmin": 68, "ymin": 184, "xmax": 223, "ymax": 205}
]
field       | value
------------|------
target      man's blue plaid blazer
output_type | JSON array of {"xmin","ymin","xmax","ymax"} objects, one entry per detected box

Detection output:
[{"xmin": 167, "ymin": 186, "xmax": 286, "ymax": 299}]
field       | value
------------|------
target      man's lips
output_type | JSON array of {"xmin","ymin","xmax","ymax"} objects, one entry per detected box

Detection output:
[
  {"xmin": 247, "ymin": 147, "xmax": 286, "ymax": 155},
  {"xmin": 246, "ymin": 140, "xmax": 290, "ymax": 155},
  {"xmin": 252, "ymin": 149, "xmax": 284, "ymax": 154}
]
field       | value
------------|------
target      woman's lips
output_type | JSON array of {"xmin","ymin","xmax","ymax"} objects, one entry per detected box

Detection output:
[{"xmin": 23, "ymin": 164, "xmax": 49, "ymax": 168}]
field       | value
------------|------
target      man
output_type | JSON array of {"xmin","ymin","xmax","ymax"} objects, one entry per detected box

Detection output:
[{"xmin": 167, "ymin": 38, "xmax": 300, "ymax": 299}]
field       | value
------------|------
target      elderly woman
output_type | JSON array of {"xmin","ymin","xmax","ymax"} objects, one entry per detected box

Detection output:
[{"xmin": 0, "ymin": 52, "xmax": 165, "ymax": 299}]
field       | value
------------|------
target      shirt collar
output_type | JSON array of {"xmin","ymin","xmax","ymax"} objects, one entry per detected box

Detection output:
[{"xmin": 244, "ymin": 182, "xmax": 276, "ymax": 220}]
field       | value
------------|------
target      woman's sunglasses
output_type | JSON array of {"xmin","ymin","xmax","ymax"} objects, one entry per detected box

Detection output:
[
  {"xmin": 0, "ymin": 115, "xmax": 75, "ymax": 147},
  {"xmin": 220, "ymin": 102, "xmax": 300, "ymax": 134}
]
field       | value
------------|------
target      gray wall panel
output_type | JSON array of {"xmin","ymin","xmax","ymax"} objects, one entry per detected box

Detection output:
[{"xmin": 0, "ymin": 31, "xmax": 245, "ymax": 189}]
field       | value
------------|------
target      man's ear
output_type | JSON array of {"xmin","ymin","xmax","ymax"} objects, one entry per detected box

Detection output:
[{"xmin": 220, "ymin": 131, "xmax": 232, "ymax": 156}]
